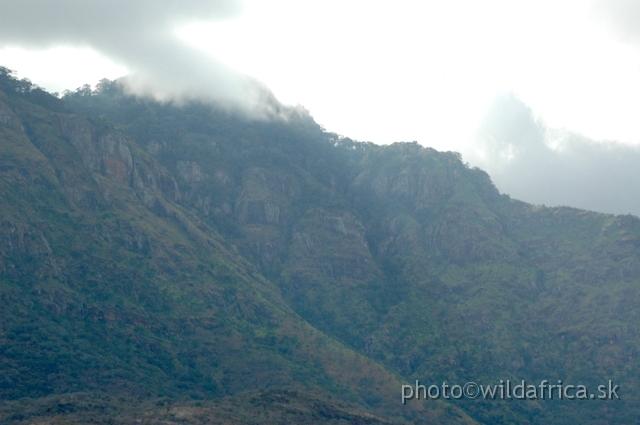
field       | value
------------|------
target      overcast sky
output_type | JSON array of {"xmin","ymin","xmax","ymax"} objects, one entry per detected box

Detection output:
[{"xmin": 1, "ymin": 0, "xmax": 639, "ymax": 216}]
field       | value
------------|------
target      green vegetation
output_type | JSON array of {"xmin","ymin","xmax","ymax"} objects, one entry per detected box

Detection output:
[{"xmin": 1, "ymin": 67, "xmax": 639, "ymax": 423}]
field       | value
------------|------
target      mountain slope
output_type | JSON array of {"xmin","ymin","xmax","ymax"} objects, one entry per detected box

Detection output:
[
  {"xmin": 0, "ymin": 70, "xmax": 479, "ymax": 424},
  {"xmin": 63, "ymin": 79, "xmax": 640, "ymax": 424},
  {"xmin": 2, "ymin": 68, "xmax": 640, "ymax": 424}
]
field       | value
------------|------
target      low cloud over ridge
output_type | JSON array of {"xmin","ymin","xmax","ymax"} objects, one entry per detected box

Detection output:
[{"xmin": 0, "ymin": 0, "xmax": 289, "ymax": 118}]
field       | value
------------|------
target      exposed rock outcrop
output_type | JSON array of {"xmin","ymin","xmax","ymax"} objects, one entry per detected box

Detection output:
[{"xmin": 57, "ymin": 115, "xmax": 179, "ymax": 213}]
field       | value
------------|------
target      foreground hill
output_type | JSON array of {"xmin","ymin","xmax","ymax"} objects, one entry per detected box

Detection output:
[{"xmin": 1, "ymin": 67, "xmax": 639, "ymax": 423}]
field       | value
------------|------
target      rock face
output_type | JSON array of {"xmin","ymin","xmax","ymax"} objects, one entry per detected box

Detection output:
[
  {"xmin": 36, "ymin": 114, "xmax": 180, "ymax": 214},
  {"xmin": 348, "ymin": 143, "xmax": 506, "ymax": 264},
  {"xmin": 234, "ymin": 167, "xmax": 297, "ymax": 225},
  {"xmin": 287, "ymin": 209, "xmax": 375, "ymax": 282},
  {"xmin": 350, "ymin": 145, "xmax": 461, "ymax": 209},
  {"xmin": 236, "ymin": 197, "xmax": 281, "ymax": 225},
  {"xmin": 176, "ymin": 160, "xmax": 207, "ymax": 183},
  {"xmin": 60, "ymin": 116, "xmax": 133, "ymax": 183}
]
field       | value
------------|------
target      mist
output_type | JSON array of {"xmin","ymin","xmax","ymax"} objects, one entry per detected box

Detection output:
[
  {"xmin": 464, "ymin": 93, "xmax": 640, "ymax": 217},
  {"xmin": 0, "ymin": 0, "xmax": 289, "ymax": 118}
]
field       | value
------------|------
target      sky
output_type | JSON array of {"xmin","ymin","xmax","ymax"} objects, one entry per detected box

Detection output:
[{"xmin": 1, "ymin": 0, "xmax": 640, "ymax": 216}]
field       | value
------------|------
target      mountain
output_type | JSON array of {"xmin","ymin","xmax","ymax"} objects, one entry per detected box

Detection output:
[
  {"xmin": 1, "ymin": 67, "xmax": 640, "ymax": 423},
  {"xmin": 0, "ymin": 68, "xmax": 472, "ymax": 424}
]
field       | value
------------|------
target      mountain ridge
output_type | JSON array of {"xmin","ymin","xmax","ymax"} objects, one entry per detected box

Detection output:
[
  {"xmin": 2, "ymin": 68, "xmax": 640, "ymax": 423},
  {"xmin": 0, "ymin": 67, "xmax": 473, "ymax": 424}
]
